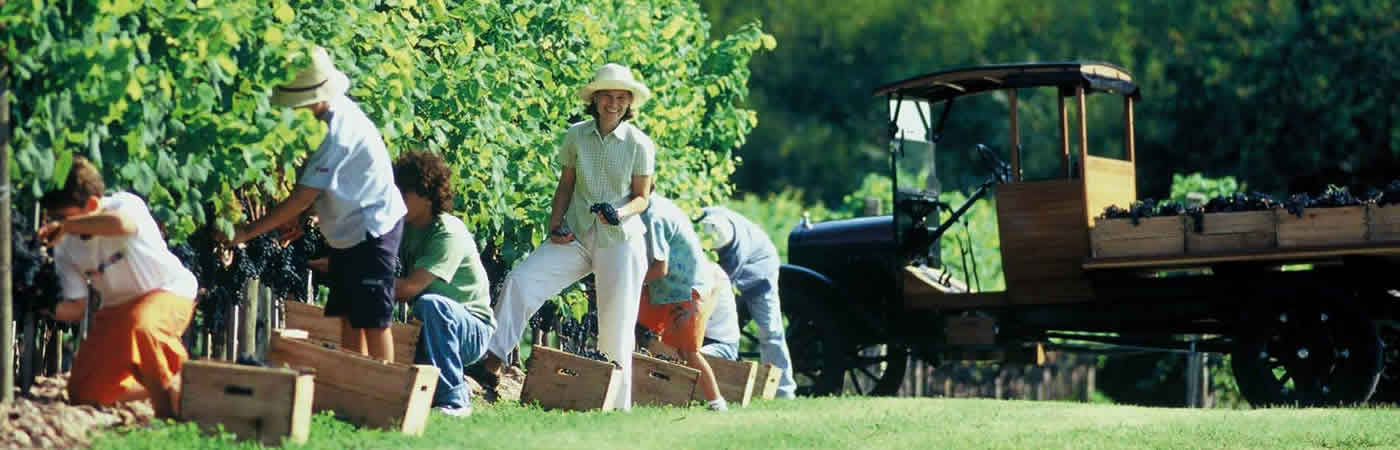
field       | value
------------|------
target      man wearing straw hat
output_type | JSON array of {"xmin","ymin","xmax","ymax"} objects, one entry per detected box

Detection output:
[
  {"xmin": 483, "ymin": 63, "xmax": 655, "ymax": 410},
  {"xmin": 223, "ymin": 46, "xmax": 407, "ymax": 363}
]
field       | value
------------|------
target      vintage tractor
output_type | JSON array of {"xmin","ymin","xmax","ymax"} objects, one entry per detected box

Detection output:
[{"xmin": 776, "ymin": 61, "xmax": 1399, "ymax": 406}]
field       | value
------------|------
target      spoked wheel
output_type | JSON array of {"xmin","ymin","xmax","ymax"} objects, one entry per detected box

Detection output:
[
  {"xmin": 1370, "ymin": 324, "xmax": 1400, "ymax": 404},
  {"xmin": 834, "ymin": 343, "xmax": 908, "ymax": 396},
  {"xmin": 1231, "ymin": 305, "xmax": 1383, "ymax": 407},
  {"xmin": 778, "ymin": 290, "xmax": 845, "ymax": 397}
]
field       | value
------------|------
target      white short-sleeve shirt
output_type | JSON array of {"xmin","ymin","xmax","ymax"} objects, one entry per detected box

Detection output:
[
  {"xmin": 298, "ymin": 95, "xmax": 407, "ymax": 249},
  {"xmin": 702, "ymin": 261, "xmax": 740, "ymax": 345},
  {"xmin": 53, "ymin": 192, "xmax": 198, "ymax": 308},
  {"xmin": 557, "ymin": 119, "xmax": 656, "ymax": 248}
]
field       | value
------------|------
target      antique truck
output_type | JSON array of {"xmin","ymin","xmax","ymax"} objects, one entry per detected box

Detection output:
[{"xmin": 775, "ymin": 61, "xmax": 1398, "ymax": 406}]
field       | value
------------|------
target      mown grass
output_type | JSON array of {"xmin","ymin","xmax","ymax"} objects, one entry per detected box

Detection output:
[{"xmin": 95, "ymin": 397, "xmax": 1400, "ymax": 449}]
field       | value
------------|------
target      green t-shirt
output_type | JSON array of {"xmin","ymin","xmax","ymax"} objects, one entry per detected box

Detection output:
[{"xmin": 399, "ymin": 213, "xmax": 496, "ymax": 330}]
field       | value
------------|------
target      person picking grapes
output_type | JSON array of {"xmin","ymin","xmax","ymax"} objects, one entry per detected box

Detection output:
[
  {"xmin": 39, "ymin": 156, "xmax": 197, "ymax": 419},
  {"xmin": 697, "ymin": 206, "xmax": 797, "ymax": 398},
  {"xmin": 634, "ymin": 194, "xmax": 728, "ymax": 411},
  {"xmin": 221, "ymin": 45, "xmax": 407, "ymax": 363},
  {"xmin": 385, "ymin": 150, "xmax": 496, "ymax": 417},
  {"xmin": 482, "ymin": 63, "xmax": 655, "ymax": 411}
]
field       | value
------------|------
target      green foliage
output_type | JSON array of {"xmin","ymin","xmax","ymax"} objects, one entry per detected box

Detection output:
[
  {"xmin": 1170, "ymin": 173, "xmax": 1243, "ymax": 205},
  {"xmin": 701, "ymin": 0, "xmax": 1400, "ymax": 205},
  {"xmin": 3, "ymin": 0, "xmax": 770, "ymax": 270},
  {"xmin": 723, "ymin": 188, "xmax": 835, "ymax": 261}
]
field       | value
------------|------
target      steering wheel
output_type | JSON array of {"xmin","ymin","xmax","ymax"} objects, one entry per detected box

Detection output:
[{"xmin": 975, "ymin": 144, "xmax": 1012, "ymax": 184}]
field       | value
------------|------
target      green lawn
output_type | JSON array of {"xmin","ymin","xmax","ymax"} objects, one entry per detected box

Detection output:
[{"xmin": 96, "ymin": 397, "xmax": 1400, "ymax": 449}]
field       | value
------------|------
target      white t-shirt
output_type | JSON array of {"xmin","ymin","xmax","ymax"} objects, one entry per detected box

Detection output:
[
  {"xmin": 54, "ymin": 192, "xmax": 198, "ymax": 308},
  {"xmin": 703, "ymin": 261, "xmax": 740, "ymax": 345},
  {"xmin": 297, "ymin": 95, "xmax": 407, "ymax": 249}
]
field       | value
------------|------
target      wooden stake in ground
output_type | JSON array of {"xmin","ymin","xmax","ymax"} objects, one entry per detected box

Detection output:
[{"xmin": 1, "ymin": 64, "xmax": 11, "ymax": 405}]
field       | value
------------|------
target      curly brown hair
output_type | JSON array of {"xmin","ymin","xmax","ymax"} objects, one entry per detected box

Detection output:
[
  {"xmin": 41, "ymin": 156, "xmax": 105, "ymax": 211},
  {"xmin": 393, "ymin": 150, "xmax": 455, "ymax": 217}
]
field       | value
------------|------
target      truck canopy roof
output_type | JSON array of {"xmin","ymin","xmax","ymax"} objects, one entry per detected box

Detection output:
[{"xmin": 874, "ymin": 61, "xmax": 1139, "ymax": 102}]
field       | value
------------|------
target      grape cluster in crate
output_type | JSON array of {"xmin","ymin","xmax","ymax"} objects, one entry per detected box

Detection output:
[{"xmin": 1093, "ymin": 182, "xmax": 1400, "ymax": 258}]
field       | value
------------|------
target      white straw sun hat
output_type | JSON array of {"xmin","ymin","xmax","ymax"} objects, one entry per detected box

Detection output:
[
  {"xmin": 270, "ymin": 46, "xmax": 351, "ymax": 108},
  {"xmin": 576, "ymin": 63, "xmax": 652, "ymax": 108}
]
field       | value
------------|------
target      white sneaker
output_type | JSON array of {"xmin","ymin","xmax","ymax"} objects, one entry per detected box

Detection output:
[
  {"xmin": 706, "ymin": 399, "xmax": 728, "ymax": 411},
  {"xmin": 435, "ymin": 405, "xmax": 472, "ymax": 417}
]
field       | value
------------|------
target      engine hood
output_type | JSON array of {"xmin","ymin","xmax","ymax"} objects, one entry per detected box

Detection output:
[{"xmin": 788, "ymin": 216, "xmax": 896, "ymax": 250}]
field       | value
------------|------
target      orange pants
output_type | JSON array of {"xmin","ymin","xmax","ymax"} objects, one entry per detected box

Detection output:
[
  {"xmin": 69, "ymin": 290, "xmax": 195, "ymax": 406},
  {"xmin": 638, "ymin": 287, "xmax": 714, "ymax": 353}
]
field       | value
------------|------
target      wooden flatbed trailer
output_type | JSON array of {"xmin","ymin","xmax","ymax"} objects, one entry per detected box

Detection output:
[{"xmin": 777, "ymin": 62, "xmax": 1398, "ymax": 406}]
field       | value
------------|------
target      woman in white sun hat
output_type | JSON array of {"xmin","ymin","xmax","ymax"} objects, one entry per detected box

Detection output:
[
  {"xmin": 223, "ymin": 45, "xmax": 407, "ymax": 364},
  {"xmin": 483, "ymin": 63, "xmax": 655, "ymax": 410}
]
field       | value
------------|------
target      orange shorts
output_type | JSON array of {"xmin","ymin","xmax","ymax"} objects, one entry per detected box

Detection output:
[
  {"xmin": 68, "ymin": 290, "xmax": 195, "ymax": 406},
  {"xmin": 638, "ymin": 287, "xmax": 714, "ymax": 353}
]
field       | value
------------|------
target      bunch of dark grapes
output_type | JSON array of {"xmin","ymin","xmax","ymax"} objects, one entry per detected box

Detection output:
[
  {"xmin": 1373, "ymin": 180, "xmax": 1400, "ymax": 206},
  {"xmin": 1284, "ymin": 193, "xmax": 1310, "ymax": 218},
  {"xmin": 574, "ymin": 349, "xmax": 619, "ymax": 369},
  {"xmin": 529, "ymin": 299, "xmax": 559, "ymax": 333},
  {"xmin": 1100, "ymin": 199, "xmax": 1178, "ymax": 225},
  {"xmin": 11, "ymin": 214, "xmax": 62, "ymax": 315},
  {"xmin": 1285, "ymin": 186, "xmax": 1364, "ymax": 218},
  {"xmin": 1201, "ymin": 192, "xmax": 1277, "ymax": 213},
  {"xmin": 1311, "ymin": 186, "xmax": 1363, "ymax": 208}
]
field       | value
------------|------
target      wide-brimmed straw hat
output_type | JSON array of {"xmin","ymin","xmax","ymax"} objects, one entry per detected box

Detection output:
[
  {"xmin": 270, "ymin": 46, "xmax": 350, "ymax": 108},
  {"xmin": 576, "ymin": 63, "xmax": 652, "ymax": 108}
]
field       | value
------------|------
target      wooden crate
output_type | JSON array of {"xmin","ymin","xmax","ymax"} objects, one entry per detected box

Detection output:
[
  {"xmin": 1276, "ymin": 205, "xmax": 1367, "ymax": 248},
  {"xmin": 520, "ymin": 345, "xmax": 621, "ymax": 411},
  {"xmin": 265, "ymin": 331, "xmax": 437, "ymax": 434},
  {"xmin": 688, "ymin": 355, "xmax": 758, "ymax": 407},
  {"xmin": 632, "ymin": 352, "xmax": 700, "ymax": 407},
  {"xmin": 1090, "ymin": 216, "xmax": 1185, "ymax": 258},
  {"xmin": 1368, "ymin": 204, "xmax": 1400, "ymax": 242},
  {"xmin": 755, "ymin": 363, "xmax": 782, "ymax": 400},
  {"xmin": 180, "ymin": 360, "xmax": 315, "ymax": 446},
  {"xmin": 283, "ymin": 301, "xmax": 421, "ymax": 366},
  {"xmin": 1185, "ymin": 210, "xmax": 1276, "ymax": 253}
]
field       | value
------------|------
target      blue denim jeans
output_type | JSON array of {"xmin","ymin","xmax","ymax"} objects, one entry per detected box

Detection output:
[
  {"xmin": 412, "ymin": 293, "xmax": 492, "ymax": 409},
  {"xmin": 700, "ymin": 339, "xmax": 739, "ymax": 361}
]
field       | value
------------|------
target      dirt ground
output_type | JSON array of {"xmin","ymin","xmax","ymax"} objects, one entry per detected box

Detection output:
[{"xmin": 0, "ymin": 375, "xmax": 155, "ymax": 449}]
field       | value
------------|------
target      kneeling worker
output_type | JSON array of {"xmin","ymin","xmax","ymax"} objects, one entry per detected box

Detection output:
[
  {"xmin": 637, "ymin": 194, "xmax": 728, "ymax": 411},
  {"xmin": 389, "ymin": 150, "xmax": 497, "ymax": 416},
  {"xmin": 41, "ymin": 156, "xmax": 197, "ymax": 419}
]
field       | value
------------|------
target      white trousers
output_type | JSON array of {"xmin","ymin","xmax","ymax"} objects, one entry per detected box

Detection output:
[{"xmin": 488, "ymin": 231, "xmax": 646, "ymax": 410}]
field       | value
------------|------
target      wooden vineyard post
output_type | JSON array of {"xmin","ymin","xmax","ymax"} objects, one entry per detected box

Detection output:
[
  {"xmin": 240, "ymin": 278, "xmax": 259, "ymax": 359},
  {"xmin": 1, "ymin": 63, "xmax": 11, "ymax": 405}
]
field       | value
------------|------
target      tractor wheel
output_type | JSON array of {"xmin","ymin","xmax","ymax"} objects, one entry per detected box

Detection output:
[
  {"xmin": 779, "ymin": 284, "xmax": 846, "ymax": 397},
  {"xmin": 831, "ymin": 343, "xmax": 908, "ymax": 396},
  {"xmin": 1369, "ymin": 324, "xmax": 1400, "ymax": 405},
  {"xmin": 1231, "ymin": 304, "xmax": 1382, "ymax": 407}
]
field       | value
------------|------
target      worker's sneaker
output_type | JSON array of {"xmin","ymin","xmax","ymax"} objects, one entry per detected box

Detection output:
[
  {"xmin": 706, "ymin": 399, "xmax": 728, "ymax": 412},
  {"xmin": 435, "ymin": 405, "xmax": 472, "ymax": 417}
]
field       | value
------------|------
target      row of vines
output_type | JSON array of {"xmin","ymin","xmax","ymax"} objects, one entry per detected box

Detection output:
[{"xmin": 2, "ymin": 0, "xmax": 772, "ymax": 350}]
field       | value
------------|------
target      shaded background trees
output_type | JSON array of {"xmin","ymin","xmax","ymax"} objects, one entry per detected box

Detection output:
[{"xmin": 701, "ymin": 0, "xmax": 1398, "ymax": 205}]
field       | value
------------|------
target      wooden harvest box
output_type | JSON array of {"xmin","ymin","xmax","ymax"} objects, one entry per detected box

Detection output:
[
  {"xmin": 265, "ymin": 331, "xmax": 437, "ymax": 434},
  {"xmin": 689, "ymin": 355, "xmax": 758, "ymax": 407},
  {"xmin": 1185, "ymin": 210, "xmax": 1277, "ymax": 253},
  {"xmin": 283, "ymin": 301, "xmax": 422, "ymax": 366},
  {"xmin": 520, "ymin": 345, "xmax": 622, "ymax": 411},
  {"xmin": 180, "ymin": 360, "xmax": 315, "ymax": 446},
  {"xmin": 632, "ymin": 353, "xmax": 700, "ymax": 407},
  {"xmin": 1275, "ymin": 205, "xmax": 1367, "ymax": 248},
  {"xmin": 755, "ymin": 363, "xmax": 782, "ymax": 400},
  {"xmin": 1090, "ymin": 216, "xmax": 1185, "ymax": 258},
  {"xmin": 1368, "ymin": 204, "xmax": 1400, "ymax": 242}
]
